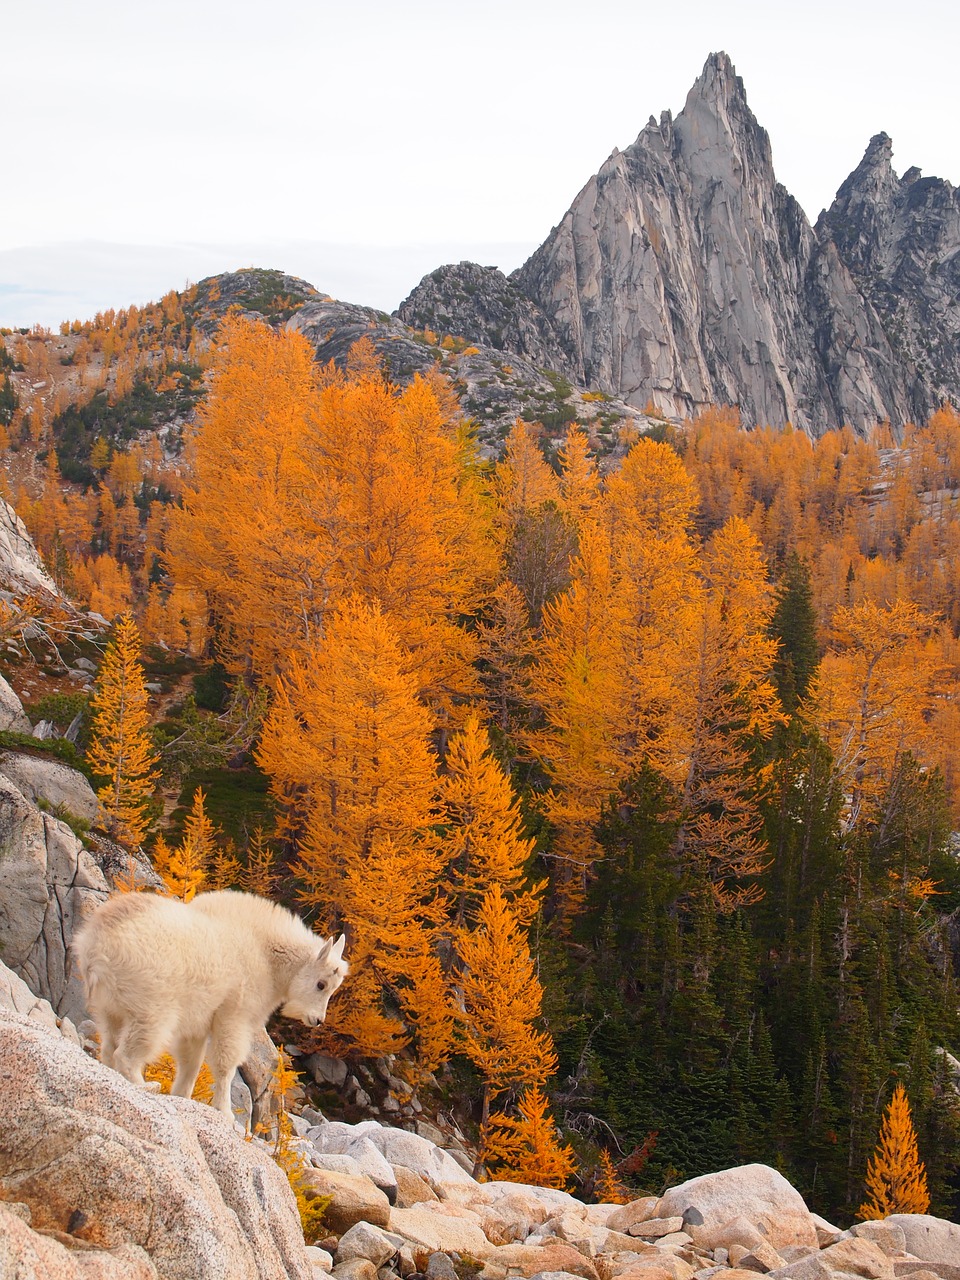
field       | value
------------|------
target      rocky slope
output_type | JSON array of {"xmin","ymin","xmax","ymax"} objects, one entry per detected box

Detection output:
[
  {"xmin": 3, "ymin": 994, "xmax": 960, "ymax": 1279},
  {"xmin": 398, "ymin": 53, "xmax": 960, "ymax": 436},
  {"xmin": 289, "ymin": 293, "xmax": 656, "ymax": 453}
]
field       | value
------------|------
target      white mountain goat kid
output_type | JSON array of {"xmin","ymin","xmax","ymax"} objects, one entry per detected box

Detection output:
[{"xmin": 74, "ymin": 889, "xmax": 347, "ymax": 1117}]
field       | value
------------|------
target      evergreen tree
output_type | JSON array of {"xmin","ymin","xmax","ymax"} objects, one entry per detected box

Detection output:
[
  {"xmin": 859, "ymin": 1083, "xmax": 930, "ymax": 1219},
  {"xmin": 768, "ymin": 552, "xmax": 819, "ymax": 713},
  {"xmin": 87, "ymin": 613, "xmax": 158, "ymax": 845}
]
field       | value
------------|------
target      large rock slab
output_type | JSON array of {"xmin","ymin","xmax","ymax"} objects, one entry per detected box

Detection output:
[
  {"xmin": 0, "ymin": 749, "xmax": 101, "ymax": 822},
  {"xmin": 0, "ymin": 772, "xmax": 110, "ymax": 1023},
  {"xmin": 0, "ymin": 498, "xmax": 58, "ymax": 594},
  {"xmin": 300, "ymin": 1167, "xmax": 391, "ymax": 1233},
  {"xmin": 0, "ymin": 1009, "xmax": 313, "ymax": 1280},
  {"xmin": 656, "ymin": 1163, "xmax": 818, "ymax": 1251},
  {"xmin": 884, "ymin": 1215, "xmax": 960, "ymax": 1266},
  {"xmin": 0, "ymin": 673, "xmax": 31, "ymax": 732},
  {"xmin": 388, "ymin": 1203, "xmax": 492, "ymax": 1256},
  {"xmin": 0, "ymin": 1200, "xmax": 158, "ymax": 1278},
  {"xmin": 0, "ymin": 955, "xmax": 81, "ymax": 1043}
]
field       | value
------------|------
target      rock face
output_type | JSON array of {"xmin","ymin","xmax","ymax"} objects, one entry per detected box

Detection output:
[
  {"xmin": 0, "ymin": 772, "xmax": 110, "ymax": 1024},
  {"xmin": 0, "ymin": 673, "xmax": 32, "ymax": 733},
  {"xmin": 655, "ymin": 1162, "xmax": 818, "ymax": 1250},
  {"xmin": 0, "ymin": 1009, "xmax": 313, "ymax": 1280},
  {"xmin": 399, "ymin": 53, "xmax": 960, "ymax": 436},
  {"xmin": 395, "ymin": 263, "xmax": 572, "ymax": 375},
  {"xmin": 0, "ymin": 748, "xmax": 101, "ymax": 822},
  {"xmin": 0, "ymin": 497, "xmax": 58, "ymax": 594}
]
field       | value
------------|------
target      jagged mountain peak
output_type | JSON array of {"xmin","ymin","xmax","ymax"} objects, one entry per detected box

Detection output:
[
  {"xmin": 689, "ymin": 50, "xmax": 746, "ymax": 104},
  {"xmin": 401, "ymin": 56, "xmax": 959, "ymax": 436}
]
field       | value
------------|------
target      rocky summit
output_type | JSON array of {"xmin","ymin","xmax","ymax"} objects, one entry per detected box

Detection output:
[{"xmin": 399, "ymin": 52, "xmax": 960, "ymax": 436}]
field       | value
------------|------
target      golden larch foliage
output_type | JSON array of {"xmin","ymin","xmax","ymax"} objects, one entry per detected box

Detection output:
[
  {"xmin": 144, "ymin": 1054, "xmax": 214, "ymax": 1105},
  {"xmin": 167, "ymin": 317, "xmax": 494, "ymax": 716},
  {"xmin": 482, "ymin": 1086, "xmax": 577, "ymax": 1189},
  {"xmin": 811, "ymin": 599, "xmax": 941, "ymax": 827},
  {"xmin": 152, "ymin": 788, "xmax": 219, "ymax": 900},
  {"xmin": 441, "ymin": 713, "xmax": 542, "ymax": 925},
  {"xmin": 87, "ymin": 614, "xmax": 159, "ymax": 845},
  {"xmin": 264, "ymin": 1049, "xmax": 331, "ymax": 1243},
  {"xmin": 557, "ymin": 426, "xmax": 601, "ymax": 529},
  {"xmin": 595, "ymin": 1149, "xmax": 631, "ymax": 1204},
  {"xmin": 456, "ymin": 884, "xmax": 557, "ymax": 1096},
  {"xmin": 669, "ymin": 516, "xmax": 784, "ymax": 909},
  {"xmin": 858, "ymin": 1083, "xmax": 930, "ymax": 1219},
  {"xmin": 257, "ymin": 596, "xmax": 452, "ymax": 1061}
]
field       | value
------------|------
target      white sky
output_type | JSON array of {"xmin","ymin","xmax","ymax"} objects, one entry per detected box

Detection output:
[{"xmin": 2, "ymin": 0, "xmax": 957, "ymax": 327}]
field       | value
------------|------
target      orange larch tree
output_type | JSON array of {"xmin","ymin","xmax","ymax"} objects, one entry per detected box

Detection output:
[
  {"xmin": 256, "ymin": 596, "xmax": 453, "ymax": 1061},
  {"xmin": 455, "ymin": 883, "xmax": 558, "ymax": 1126},
  {"xmin": 168, "ymin": 317, "xmax": 493, "ymax": 718},
  {"xmin": 859, "ymin": 1083, "xmax": 930, "ymax": 1219},
  {"xmin": 87, "ymin": 613, "xmax": 159, "ymax": 845},
  {"xmin": 440, "ymin": 713, "xmax": 542, "ymax": 925},
  {"xmin": 810, "ymin": 599, "xmax": 941, "ymax": 828},
  {"xmin": 669, "ymin": 515, "xmax": 783, "ymax": 908},
  {"xmin": 483, "ymin": 1085, "xmax": 577, "ymax": 1189}
]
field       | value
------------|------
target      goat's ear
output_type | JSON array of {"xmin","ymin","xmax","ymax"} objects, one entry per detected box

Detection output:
[
  {"xmin": 332, "ymin": 934, "xmax": 346, "ymax": 961},
  {"xmin": 316, "ymin": 937, "xmax": 333, "ymax": 963}
]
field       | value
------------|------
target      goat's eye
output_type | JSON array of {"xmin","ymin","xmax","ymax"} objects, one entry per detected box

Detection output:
[{"xmin": 316, "ymin": 980, "xmax": 327, "ymax": 992}]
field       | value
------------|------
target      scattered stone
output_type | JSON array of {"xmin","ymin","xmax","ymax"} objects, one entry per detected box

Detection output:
[
  {"xmin": 308, "ymin": 1126, "xmax": 399, "ymax": 1200},
  {"xmin": 393, "ymin": 1165, "xmax": 441, "ymax": 1208},
  {"xmin": 892, "ymin": 1264, "xmax": 960, "ymax": 1280},
  {"xmin": 733, "ymin": 1240, "xmax": 786, "ymax": 1272},
  {"xmin": 337, "ymin": 1222, "xmax": 399, "ymax": 1268},
  {"xmin": 425, "ymin": 1253, "xmax": 459, "ymax": 1280},
  {"xmin": 357, "ymin": 1125, "xmax": 477, "ymax": 1193},
  {"xmin": 333, "ymin": 1262, "xmax": 380, "ymax": 1280},
  {"xmin": 629, "ymin": 1218, "xmax": 686, "ymax": 1240},
  {"xmin": 884, "ymin": 1216, "xmax": 960, "ymax": 1267},
  {"xmin": 300, "ymin": 1168, "xmax": 391, "ymax": 1233},
  {"xmin": 818, "ymin": 1236, "xmax": 895, "ymax": 1280},
  {"xmin": 656, "ymin": 1164, "xmax": 818, "ymax": 1252},
  {"xmin": 848, "ymin": 1222, "xmax": 907, "ymax": 1257},
  {"xmin": 810, "ymin": 1216, "xmax": 843, "ymax": 1249},
  {"xmin": 0, "ymin": 674, "xmax": 31, "ymax": 733},
  {"xmin": 608, "ymin": 1200, "xmax": 662, "ymax": 1234},
  {"xmin": 307, "ymin": 1246, "xmax": 335, "ymax": 1273},
  {"xmin": 486, "ymin": 1242, "xmax": 600, "ymax": 1280},
  {"xmin": 530, "ymin": 1273, "xmax": 595, "ymax": 1280},
  {"xmin": 305, "ymin": 1052, "xmax": 350, "ymax": 1088}
]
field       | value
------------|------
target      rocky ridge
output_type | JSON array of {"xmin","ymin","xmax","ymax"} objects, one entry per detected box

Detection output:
[
  {"xmin": 398, "ymin": 53, "xmax": 960, "ymax": 436},
  {"xmin": 289, "ymin": 293, "xmax": 658, "ymax": 454}
]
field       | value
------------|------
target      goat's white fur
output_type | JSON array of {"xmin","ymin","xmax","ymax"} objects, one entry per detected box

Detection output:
[{"xmin": 74, "ymin": 889, "xmax": 347, "ymax": 1117}]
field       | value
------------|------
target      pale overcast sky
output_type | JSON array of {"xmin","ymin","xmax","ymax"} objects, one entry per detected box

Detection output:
[{"xmin": 2, "ymin": 0, "xmax": 957, "ymax": 327}]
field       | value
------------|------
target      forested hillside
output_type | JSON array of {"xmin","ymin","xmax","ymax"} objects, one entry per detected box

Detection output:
[{"xmin": 2, "ymin": 293, "xmax": 960, "ymax": 1223}]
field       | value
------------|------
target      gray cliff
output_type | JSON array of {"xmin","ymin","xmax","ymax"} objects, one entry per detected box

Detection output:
[{"xmin": 398, "ymin": 53, "xmax": 960, "ymax": 435}]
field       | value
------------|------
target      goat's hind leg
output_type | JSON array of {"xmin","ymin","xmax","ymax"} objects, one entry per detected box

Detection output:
[
  {"xmin": 112, "ymin": 1015, "xmax": 169, "ymax": 1091},
  {"xmin": 95, "ymin": 1008, "xmax": 122, "ymax": 1069},
  {"xmin": 171, "ymin": 1034, "xmax": 207, "ymax": 1100}
]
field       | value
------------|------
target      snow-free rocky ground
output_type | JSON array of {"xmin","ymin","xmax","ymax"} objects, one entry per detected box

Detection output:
[{"xmin": 0, "ymin": 986, "xmax": 957, "ymax": 1280}]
